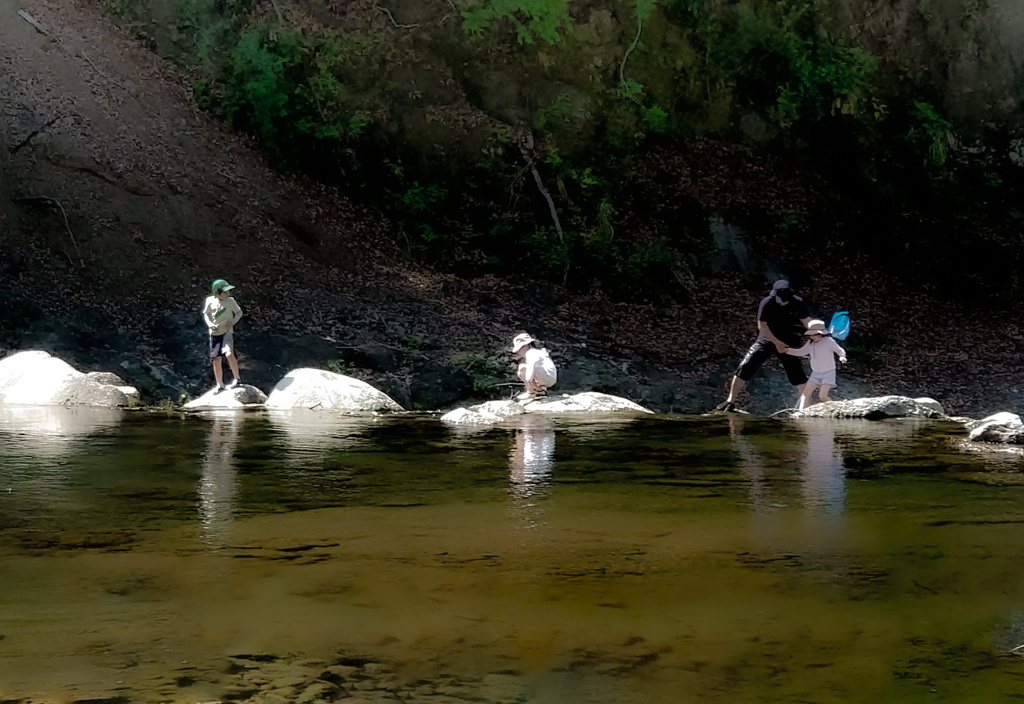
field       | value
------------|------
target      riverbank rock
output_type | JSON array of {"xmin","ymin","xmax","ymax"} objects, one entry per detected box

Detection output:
[
  {"xmin": 440, "ymin": 400, "xmax": 527, "ymax": 425},
  {"xmin": 265, "ymin": 368, "xmax": 404, "ymax": 412},
  {"xmin": 793, "ymin": 395, "xmax": 947, "ymax": 420},
  {"xmin": 441, "ymin": 392, "xmax": 652, "ymax": 425},
  {"xmin": 0, "ymin": 350, "xmax": 139, "ymax": 407},
  {"xmin": 526, "ymin": 391, "xmax": 654, "ymax": 415},
  {"xmin": 183, "ymin": 384, "xmax": 268, "ymax": 411},
  {"xmin": 965, "ymin": 412, "xmax": 1024, "ymax": 443}
]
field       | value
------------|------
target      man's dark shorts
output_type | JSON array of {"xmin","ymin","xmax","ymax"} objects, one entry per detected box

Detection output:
[
  {"xmin": 209, "ymin": 332, "xmax": 233, "ymax": 359},
  {"xmin": 736, "ymin": 340, "xmax": 808, "ymax": 386}
]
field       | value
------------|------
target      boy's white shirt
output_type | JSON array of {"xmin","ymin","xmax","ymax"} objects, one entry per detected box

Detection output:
[
  {"xmin": 202, "ymin": 295, "xmax": 243, "ymax": 336},
  {"xmin": 523, "ymin": 347, "xmax": 557, "ymax": 385},
  {"xmin": 787, "ymin": 336, "xmax": 845, "ymax": 373}
]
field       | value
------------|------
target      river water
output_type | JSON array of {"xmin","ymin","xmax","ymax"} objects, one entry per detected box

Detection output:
[{"xmin": 2, "ymin": 407, "xmax": 1024, "ymax": 703}]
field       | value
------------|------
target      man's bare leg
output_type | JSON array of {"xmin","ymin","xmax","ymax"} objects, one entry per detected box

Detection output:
[
  {"xmin": 819, "ymin": 384, "xmax": 834, "ymax": 402},
  {"xmin": 726, "ymin": 376, "xmax": 745, "ymax": 403},
  {"xmin": 212, "ymin": 356, "xmax": 224, "ymax": 388}
]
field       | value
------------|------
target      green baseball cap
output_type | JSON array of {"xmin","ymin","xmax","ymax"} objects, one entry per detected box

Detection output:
[{"xmin": 211, "ymin": 278, "xmax": 236, "ymax": 293}]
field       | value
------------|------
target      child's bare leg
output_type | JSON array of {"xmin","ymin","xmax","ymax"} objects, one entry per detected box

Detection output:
[
  {"xmin": 212, "ymin": 356, "xmax": 224, "ymax": 386},
  {"xmin": 818, "ymin": 384, "xmax": 834, "ymax": 403},
  {"xmin": 226, "ymin": 351, "xmax": 241, "ymax": 382},
  {"xmin": 798, "ymin": 382, "xmax": 820, "ymax": 409}
]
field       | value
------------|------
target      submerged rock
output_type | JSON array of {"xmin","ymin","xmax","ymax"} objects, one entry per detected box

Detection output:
[
  {"xmin": 792, "ymin": 395, "xmax": 946, "ymax": 420},
  {"xmin": 0, "ymin": 350, "xmax": 139, "ymax": 407},
  {"xmin": 184, "ymin": 384, "xmax": 268, "ymax": 410},
  {"xmin": 441, "ymin": 392, "xmax": 652, "ymax": 425},
  {"xmin": 265, "ymin": 368, "xmax": 404, "ymax": 412}
]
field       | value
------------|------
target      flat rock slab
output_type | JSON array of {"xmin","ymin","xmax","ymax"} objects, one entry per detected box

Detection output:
[
  {"xmin": 793, "ymin": 395, "xmax": 946, "ymax": 420},
  {"xmin": 184, "ymin": 384, "xmax": 268, "ymax": 411},
  {"xmin": 441, "ymin": 392, "xmax": 652, "ymax": 425},
  {"xmin": 265, "ymin": 368, "xmax": 403, "ymax": 413},
  {"xmin": 0, "ymin": 350, "xmax": 139, "ymax": 407}
]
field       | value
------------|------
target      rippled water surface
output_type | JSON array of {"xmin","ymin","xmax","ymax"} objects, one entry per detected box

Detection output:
[{"xmin": 3, "ymin": 407, "xmax": 1024, "ymax": 703}]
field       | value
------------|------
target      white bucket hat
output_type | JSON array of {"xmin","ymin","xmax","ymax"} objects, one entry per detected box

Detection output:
[
  {"xmin": 511, "ymin": 333, "xmax": 535, "ymax": 353},
  {"xmin": 804, "ymin": 319, "xmax": 829, "ymax": 335}
]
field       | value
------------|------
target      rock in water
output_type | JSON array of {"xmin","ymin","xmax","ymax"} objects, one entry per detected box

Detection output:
[
  {"xmin": 793, "ymin": 395, "xmax": 947, "ymax": 420},
  {"xmin": 0, "ymin": 350, "xmax": 138, "ymax": 407},
  {"xmin": 265, "ymin": 368, "xmax": 403, "ymax": 412},
  {"xmin": 184, "ymin": 384, "xmax": 268, "ymax": 411}
]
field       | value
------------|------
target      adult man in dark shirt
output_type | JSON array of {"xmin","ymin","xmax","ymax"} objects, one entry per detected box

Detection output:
[{"xmin": 717, "ymin": 280, "xmax": 813, "ymax": 411}]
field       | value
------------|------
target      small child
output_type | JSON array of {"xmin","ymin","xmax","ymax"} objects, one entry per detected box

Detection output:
[
  {"xmin": 202, "ymin": 279, "xmax": 243, "ymax": 393},
  {"xmin": 786, "ymin": 319, "xmax": 847, "ymax": 409},
  {"xmin": 511, "ymin": 332, "xmax": 557, "ymax": 401}
]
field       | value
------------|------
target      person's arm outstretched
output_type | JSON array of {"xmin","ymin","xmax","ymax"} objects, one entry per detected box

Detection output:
[{"xmin": 786, "ymin": 341, "xmax": 811, "ymax": 357}]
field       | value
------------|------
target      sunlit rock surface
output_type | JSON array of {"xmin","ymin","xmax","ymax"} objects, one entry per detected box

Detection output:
[
  {"xmin": 0, "ymin": 350, "xmax": 138, "ymax": 407},
  {"xmin": 526, "ymin": 391, "xmax": 653, "ymax": 415},
  {"xmin": 793, "ymin": 395, "xmax": 946, "ymax": 420},
  {"xmin": 265, "ymin": 368, "xmax": 403, "ymax": 412},
  {"xmin": 966, "ymin": 412, "xmax": 1024, "ymax": 444},
  {"xmin": 440, "ymin": 400, "xmax": 526, "ymax": 425},
  {"xmin": 184, "ymin": 384, "xmax": 268, "ymax": 411},
  {"xmin": 441, "ymin": 392, "xmax": 652, "ymax": 424}
]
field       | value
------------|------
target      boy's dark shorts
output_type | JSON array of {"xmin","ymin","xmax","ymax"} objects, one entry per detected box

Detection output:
[
  {"xmin": 209, "ymin": 332, "xmax": 234, "ymax": 359},
  {"xmin": 736, "ymin": 340, "xmax": 807, "ymax": 386}
]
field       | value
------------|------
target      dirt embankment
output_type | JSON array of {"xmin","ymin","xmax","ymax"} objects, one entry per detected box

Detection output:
[{"xmin": 1, "ymin": 0, "xmax": 1022, "ymax": 416}]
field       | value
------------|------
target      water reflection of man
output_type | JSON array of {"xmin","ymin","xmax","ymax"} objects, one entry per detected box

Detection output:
[
  {"xmin": 727, "ymin": 415, "xmax": 845, "ymax": 516},
  {"xmin": 199, "ymin": 415, "xmax": 240, "ymax": 549}
]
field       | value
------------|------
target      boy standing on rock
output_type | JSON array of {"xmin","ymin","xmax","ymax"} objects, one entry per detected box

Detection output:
[{"xmin": 202, "ymin": 279, "xmax": 243, "ymax": 393}]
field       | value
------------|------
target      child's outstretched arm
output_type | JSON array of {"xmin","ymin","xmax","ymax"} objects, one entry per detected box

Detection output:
[{"xmin": 786, "ymin": 341, "xmax": 811, "ymax": 357}]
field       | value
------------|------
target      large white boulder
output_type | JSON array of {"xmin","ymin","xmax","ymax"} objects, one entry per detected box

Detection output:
[
  {"xmin": 184, "ymin": 384, "xmax": 268, "ymax": 411},
  {"xmin": 265, "ymin": 368, "xmax": 403, "ymax": 412},
  {"xmin": 441, "ymin": 392, "xmax": 652, "ymax": 425},
  {"xmin": 441, "ymin": 400, "xmax": 526, "ymax": 425},
  {"xmin": 0, "ymin": 351, "xmax": 138, "ymax": 407},
  {"xmin": 525, "ymin": 391, "xmax": 653, "ymax": 415},
  {"xmin": 967, "ymin": 412, "xmax": 1024, "ymax": 443},
  {"xmin": 793, "ymin": 395, "xmax": 947, "ymax": 420}
]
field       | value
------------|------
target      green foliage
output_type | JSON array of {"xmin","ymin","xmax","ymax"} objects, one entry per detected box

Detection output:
[
  {"xmin": 534, "ymin": 93, "xmax": 574, "ymax": 131},
  {"xmin": 700, "ymin": 0, "xmax": 879, "ymax": 133},
  {"xmin": 907, "ymin": 101, "xmax": 958, "ymax": 170},
  {"xmin": 221, "ymin": 31, "xmax": 290, "ymax": 143},
  {"xmin": 99, "ymin": 0, "xmax": 1017, "ymax": 300},
  {"xmin": 327, "ymin": 359, "xmax": 355, "ymax": 375},
  {"xmin": 451, "ymin": 352, "xmax": 508, "ymax": 392},
  {"xmin": 462, "ymin": 0, "xmax": 572, "ymax": 44}
]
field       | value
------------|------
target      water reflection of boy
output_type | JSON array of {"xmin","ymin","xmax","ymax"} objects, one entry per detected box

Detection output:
[
  {"xmin": 718, "ymin": 280, "xmax": 812, "ymax": 411},
  {"xmin": 199, "ymin": 417, "xmax": 240, "ymax": 547}
]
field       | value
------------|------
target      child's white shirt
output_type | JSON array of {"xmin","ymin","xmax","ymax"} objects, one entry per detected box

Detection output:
[
  {"xmin": 523, "ymin": 347, "xmax": 557, "ymax": 386},
  {"xmin": 787, "ymin": 336, "xmax": 845, "ymax": 373},
  {"xmin": 203, "ymin": 295, "xmax": 243, "ymax": 336}
]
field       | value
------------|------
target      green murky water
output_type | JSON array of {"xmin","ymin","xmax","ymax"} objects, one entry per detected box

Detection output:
[{"xmin": 3, "ymin": 407, "xmax": 1024, "ymax": 703}]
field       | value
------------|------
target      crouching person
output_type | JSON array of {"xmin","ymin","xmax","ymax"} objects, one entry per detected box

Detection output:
[{"xmin": 511, "ymin": 332, "xmax": 556, "ymax": 401}]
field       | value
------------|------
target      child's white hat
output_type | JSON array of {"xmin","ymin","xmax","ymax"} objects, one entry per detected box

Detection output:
[
  {"xmin": 804, "ymin": 319, "xmax": 829, "ymax": 335},
  {"xmin": 511, "ymin": 333, "xmax": 535, "ymax": 352}
]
